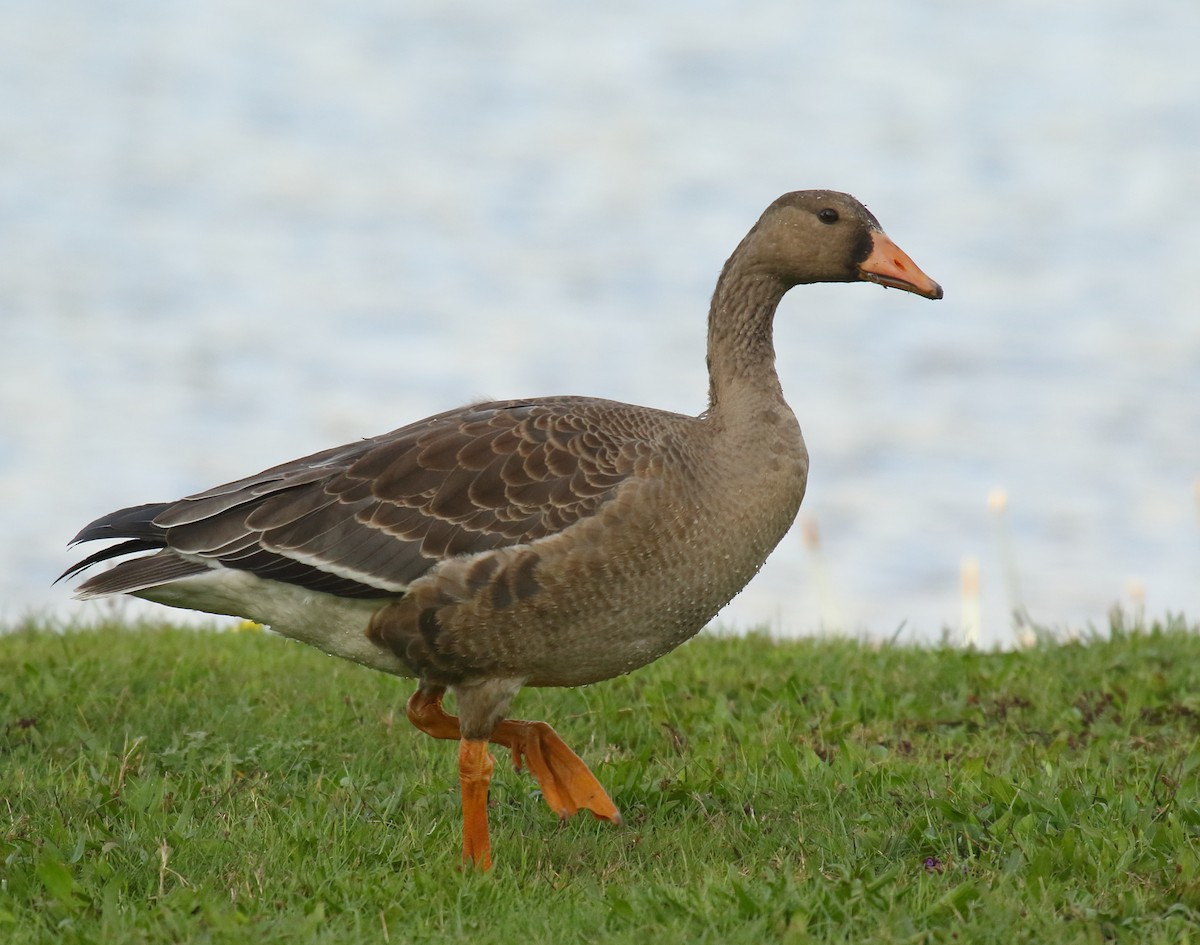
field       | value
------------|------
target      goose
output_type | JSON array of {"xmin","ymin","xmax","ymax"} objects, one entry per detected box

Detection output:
[{"xmin": 62, "ymin": 190, "xmax": 942, "ymax": 869}]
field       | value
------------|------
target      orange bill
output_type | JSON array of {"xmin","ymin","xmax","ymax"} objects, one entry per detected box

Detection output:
[{"xmin": 859, "ymin": 231, "xmax": 943, "ymax": 300}]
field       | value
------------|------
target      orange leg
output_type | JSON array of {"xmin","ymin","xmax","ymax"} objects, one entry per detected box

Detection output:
[
  {"xmin": 458, "ymin": 739, "xmax": 494, "ymax": 870},
  {"xmin": 409, "ymin": 689, "xmax": 494, "ymax": 869},
  {"xmin": 406, "ymin": 688, "xmax": 463, "ymax": 740},
  {"xmin": 405, "ymin": 689, "xmax": 621, "ymax": 868}
]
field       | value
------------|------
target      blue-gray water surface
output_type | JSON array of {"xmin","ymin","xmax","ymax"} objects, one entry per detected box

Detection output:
[{"xmin": 2, "ymin": 0, "xmax": 1198, "ymax": 647}]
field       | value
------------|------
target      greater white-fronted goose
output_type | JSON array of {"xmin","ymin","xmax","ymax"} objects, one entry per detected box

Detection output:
[{"xmin": 63, "ymin": 191, "xmax": 942, "ymax": 869}]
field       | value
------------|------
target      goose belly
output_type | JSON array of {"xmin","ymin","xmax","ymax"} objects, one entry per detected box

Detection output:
[{"xmin": 136, "ymin": 568, "xmax": 412, "ymax": 677}]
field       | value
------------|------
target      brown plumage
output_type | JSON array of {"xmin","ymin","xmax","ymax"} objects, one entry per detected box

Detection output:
[{"xmin": 62, "ymin": 190, "xmax": 942, "ymax": 868}]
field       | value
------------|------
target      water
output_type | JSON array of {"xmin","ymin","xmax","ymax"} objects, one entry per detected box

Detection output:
[{"xmin": 2, "ymin": 0, "xmax": 1198, "ymax": 646}]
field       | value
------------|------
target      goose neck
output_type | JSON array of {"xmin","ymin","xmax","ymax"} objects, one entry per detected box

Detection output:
[{"xmin": 705, "ymin": 266, "xmax": 791, "ymax": 412}]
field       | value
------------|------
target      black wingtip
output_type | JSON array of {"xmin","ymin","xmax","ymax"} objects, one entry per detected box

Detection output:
[
  {"xmin": 56, "ymin": 538, "xmax": 164, "ymax": 585},
  {"xmin": 68, "ymin": 502, "xmax": 174, "ymax": 546},
  {"xmin": 61, "ymin": 501, "xmax": 176, "ymax": 587}
]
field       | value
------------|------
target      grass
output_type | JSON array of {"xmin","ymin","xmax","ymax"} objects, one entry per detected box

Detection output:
[{"xmin": 2, "ymin": 614, "xmax": 1199, "ymax": 944}]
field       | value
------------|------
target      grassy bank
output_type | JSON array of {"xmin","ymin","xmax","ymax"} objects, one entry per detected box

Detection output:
[{"xmin": 2, "ymin": 615, "xmax": 1198, "ymax": 943}]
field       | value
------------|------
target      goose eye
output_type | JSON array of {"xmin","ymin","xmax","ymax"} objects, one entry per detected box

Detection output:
[{"xmin": 817, "ymin": 208, "xmax": 839, "ymax": 224}]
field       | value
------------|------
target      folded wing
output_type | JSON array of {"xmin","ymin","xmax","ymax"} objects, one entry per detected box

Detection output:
[{"xmin": 65, "ymin": 398, "xmax": 662, "ymax": 600}]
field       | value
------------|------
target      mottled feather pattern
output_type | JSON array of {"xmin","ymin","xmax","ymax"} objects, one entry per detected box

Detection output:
[{"xmin": 71, "ymin": 397, "xmax": 675, "ymax": 601}]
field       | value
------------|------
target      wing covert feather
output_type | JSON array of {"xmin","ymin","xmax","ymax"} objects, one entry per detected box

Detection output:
[{"xmin": 144, "ymin": 398, "xmax": 676, "ymax": 596}]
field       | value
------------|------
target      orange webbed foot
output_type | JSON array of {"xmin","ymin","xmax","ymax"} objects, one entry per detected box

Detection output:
[
  {"xmin": 406, "ymin": 688, "xmax": 461, "ymax": 740},
  {"xmin": 491, "ymin": 719, "xmax": 622, "ymax": 824},
  {"xmin": 405, "ymin": 687, "xmax": 620, "ymax": 870}
]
